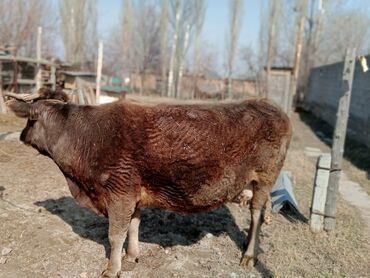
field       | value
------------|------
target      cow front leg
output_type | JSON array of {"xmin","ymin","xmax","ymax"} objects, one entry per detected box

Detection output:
[
  {"xmin": 101, "ymin": 203, "xmax": 135, "ymax": 278},
  {"xmin": 122, "ymin": 207, "xmax": 141, "ymax": 271}
]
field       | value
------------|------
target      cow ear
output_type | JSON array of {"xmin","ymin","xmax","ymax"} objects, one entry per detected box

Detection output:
[{"xmin": 6, "ymin": 100, "xmax": 33, "ymax": 118}]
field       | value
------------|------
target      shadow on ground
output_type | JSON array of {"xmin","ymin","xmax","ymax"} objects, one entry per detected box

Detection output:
[
  {"xmin": 298, "ymin": 111, "xmax": 370, "ymax": 179},
  {"xmin": 35, "ymin": 196, "xmax": 275, "ymax": 276},
  {"xmin": 35, "ymin": 196, "xmax": 249, "ymax": 254}
]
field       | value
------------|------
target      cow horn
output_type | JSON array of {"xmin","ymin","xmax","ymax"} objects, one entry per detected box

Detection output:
[{"xmin": 4, "ymin": 92, "xmax": 41, "ymax": 102}]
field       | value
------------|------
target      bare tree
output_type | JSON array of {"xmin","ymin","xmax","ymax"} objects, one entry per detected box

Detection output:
[
  {"xmin": 176, "ymin": 18, "xmax": 191, "ymax": 98},
  {"xmin": 104, "ymin": 0, "xmax": 161, "ymax": 91},
  {"xmin": 133, "ymin": 0, "xmax": 161, "ymax": 94},
  {"xmin": 104, "ymin": 27, "xmax": 123, "ymax": 76},
  {"xmin": 197, "ymin": 40, "xmax": 219, "ymax": 77},
  {"xmin": 121, "ymin": 0, "xmax": 133, "ymax": 77},
  {"xmin": 167, "ymin": 0, "xmax": 182, "ymax": 97},
  {"xmin": 265, "ymin": 0, "xmax": 278, "ymax": 96},
  {"xmin": 168, "ymin": 0, "xmax": 198, "ymax": 98},
  {"xmin": 191, "ymin": 0, "xmax": 206, "ymax": 98},
  {"xmin": 240, "ymin": 46, "xmax": 259, "ymax": 79},
  {"xmin": 314, "ymin": 2, "xmax": 370, "ymax": 66},
  {"xmin": 86, "ymin": 0, "xmax": 98, "ymax": 64},
  {"xmin": 0, "ymin": 0, "xmax": 56, "ymax": 57},
  {"xmin": 59, "ymin": 0, "xmax": 98, "ymax": 69},
  {"xmin": 268, "ymin": 0, "xmax": 299, "ymax": 68},
  {"xmin": 160, "ymin": 0, "xmax": 169, "ymax": 96},
  {"xmin": 225, "ymin": 0, "xmax": 243, "ymax": 99},
  {"xmin": 296, "ymin": 0, "xmax": 370, "ymax": 98}
]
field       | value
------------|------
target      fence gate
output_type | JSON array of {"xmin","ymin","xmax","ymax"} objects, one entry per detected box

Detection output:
[{"xmin": 267, "ymin": 68, "xmax": 292, "ymax": 114}]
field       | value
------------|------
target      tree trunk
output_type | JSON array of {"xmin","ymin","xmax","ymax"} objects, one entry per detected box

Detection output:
[
  {"xmin": 176, "ymin": 23, "xmax": 190, "ymax": 99},
  {"xmin": 160, "ymin": 0, "xmax": 168, "ymax": 96},
  {"xmin": 167, "ymin": 0, "xmax": 181, "ymax": 98},
  {"xmin": 227, "ymin": 74, "xmax": 232, "ymax": 99}
]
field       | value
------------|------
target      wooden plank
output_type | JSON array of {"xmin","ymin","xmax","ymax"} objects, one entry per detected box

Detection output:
[
  {"xmin": 77, "ymin": 88, "xmax": 86, "ymax": 105},
  {"xmin": 310, "ymin": 153, "xmax": 331, "ymax": 233},
  {"xmin": 324, "ymin": 48, "xmax": 356, "ymax": 232},
  {"xmin": 84, "ymin": 87, "xmax": 93, "ymax": 105},
  {"xmin": 88, "ymin": 85, "xmax": 96, "ymax": 105},
  {"xmin": 96, "ymin": 41, "xmax": 103, "ymax": 104},
  {"xmin": 3, "ymin": 79, "xmax": 53, "ymax": 85}
]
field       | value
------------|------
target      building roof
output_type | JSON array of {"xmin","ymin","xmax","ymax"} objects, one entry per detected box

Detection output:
[
  {"xmin": 61, "ymin": 71, "xmax": 96, "ymax": 77},
  {"xmin": 101, "ymin": 85, "xmax": 130, "ymax": 94},
  {"xmin": 0, "ymin": 55, "xmax": 55, "ymax": 66}
]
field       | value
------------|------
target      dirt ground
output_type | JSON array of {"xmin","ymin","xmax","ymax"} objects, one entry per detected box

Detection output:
[{"xmin": 1, "ymin": 97, "xmax": 370, "ymax": 278}]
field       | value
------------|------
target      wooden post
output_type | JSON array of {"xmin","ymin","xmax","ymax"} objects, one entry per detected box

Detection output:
[
  {"xmin": 50, "ymin": 59, "xmax": 56, "ymax": 91},
  {"xmin": 36, "ymin": 26, "xmax": 43, "ymax": 91},
  {"xmin": 310, "ymin": 153, "xmax": 331, "ymax": 233},
  {"xmin": 96, "ymin": 41, "xmax": 103, "ymax": 104},
  {"xmin": 0, "ymin": 62, "xmax": 6, "ymax": 113},
  {"xmin": 324, "ymin": 48, "xmax": 356, "ymax": 232}
]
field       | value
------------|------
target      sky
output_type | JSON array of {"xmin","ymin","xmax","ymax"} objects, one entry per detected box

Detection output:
[
  {"xmin": 96, "ymin": 0, "xmax": 262, "ymax": 73},
  {"xmin": 97, "ymin": 0, "xmax": 261, "ymax": 47}
]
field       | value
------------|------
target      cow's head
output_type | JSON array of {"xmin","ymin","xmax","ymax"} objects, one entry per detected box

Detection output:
[{"xmin": 6, "ymin": 88, "xmax": 70, "ymax": 155}]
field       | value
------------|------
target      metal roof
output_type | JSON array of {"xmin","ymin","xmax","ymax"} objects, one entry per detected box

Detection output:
[{"xmin": 61, "ymin": 71, "xmax": 96, "ymax": 77}]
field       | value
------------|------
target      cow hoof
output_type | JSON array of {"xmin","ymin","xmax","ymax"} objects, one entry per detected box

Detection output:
[
  {"xmin": 240, "ymin": 255, "xmax": 255, "ymax": 269},
  {"xmin": 101, "ymin": 269, "xmax": 121, "ymax": 278},
  {"xmin": 121, "ymin": 257, "xmax": 137, "ymax": 272}
]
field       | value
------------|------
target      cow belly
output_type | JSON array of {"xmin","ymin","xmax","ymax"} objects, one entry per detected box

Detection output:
[
  {"xmin": 190, "ymin": 169, "xmax": 238, "ymax": 208},
  {"xmin": 140, "ymin": 167, "xmax": 251, "ymax": 213}
]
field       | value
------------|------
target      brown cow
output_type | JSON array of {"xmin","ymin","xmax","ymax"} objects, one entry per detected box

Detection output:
[{"xmin": 6, "ymin": 89, "xmax": 291, "ymax": 277}]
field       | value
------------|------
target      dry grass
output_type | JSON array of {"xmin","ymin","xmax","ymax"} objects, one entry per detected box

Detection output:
[
  {"xmin": 298, "ymin": 111, "xmax": 370, "ymax": 196},
  {"xmin": 258, "ymin": 113, "xmax": 370, "ymax": 277},
  {"xmin": 0, "ymin": 113, "xmax": 26, "ymax": 133}
]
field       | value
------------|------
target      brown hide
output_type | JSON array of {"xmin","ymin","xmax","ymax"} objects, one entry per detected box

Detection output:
[
  {"xmin": 12, "ymin": 98, "xmax": 291, "ymax": 216},
  {"xmin": 135, "ymin": 100, "xmax": 291, "ymax": 213}
]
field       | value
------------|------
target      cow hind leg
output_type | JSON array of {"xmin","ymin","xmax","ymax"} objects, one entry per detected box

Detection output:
[
  {"xmin": 240, "ymin": 180, "xmax": 270, "ymax": 269},
  {"xmin": 101, "ymin": 201, "xmax": 136, "ymax": 278},
  {"xmin": 122, "ymin": 208, "xmax": 141, "ymax": 271}
]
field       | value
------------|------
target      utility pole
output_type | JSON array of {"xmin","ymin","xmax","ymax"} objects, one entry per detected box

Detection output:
[
  {"xmin": 36, "ymin": 26, "xmax": 43, "ymax": 91},
  {"xmin": 324, "ymin": 48, "xmax": 356, "ymax": 232},
  {"xmin": 96, "ymin": 41, "xmax": 103, "ymax": 104}
]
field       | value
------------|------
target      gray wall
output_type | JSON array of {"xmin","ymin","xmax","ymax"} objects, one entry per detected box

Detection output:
[{"xmin": 306, "ymin": 55, "xmax": 370, "ymax": 146}]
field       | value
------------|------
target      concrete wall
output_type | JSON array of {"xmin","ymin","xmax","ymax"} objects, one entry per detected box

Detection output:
[{"xmin": 306, "ymin": 55, "xmax": 370, "ymax": 146}]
